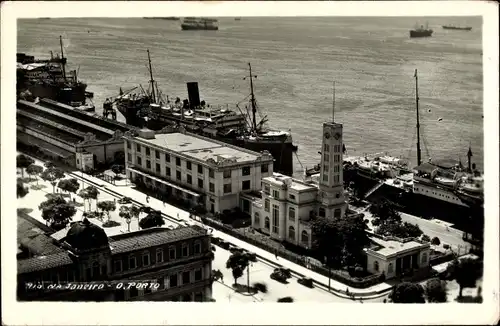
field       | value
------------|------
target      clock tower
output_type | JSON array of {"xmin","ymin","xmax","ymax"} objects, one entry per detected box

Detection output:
[{"xmin": 317, "ymin": 121, "xmax": 347, "ymax": 219}]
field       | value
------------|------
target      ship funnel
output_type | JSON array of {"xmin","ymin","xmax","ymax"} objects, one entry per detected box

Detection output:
[{"xmin": 187, "ymin": 82, "xmax": 200, "ymax": 109}]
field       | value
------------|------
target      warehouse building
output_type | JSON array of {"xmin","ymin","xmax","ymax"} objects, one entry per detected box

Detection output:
[{"xmin": 123, "ymin": 129, "xmax": 274, "ymax": 214}]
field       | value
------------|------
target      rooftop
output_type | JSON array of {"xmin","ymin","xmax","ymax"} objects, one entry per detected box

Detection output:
[
  {"xmin": 264, "ymin": 173, "xmax": 317, "ymax": 192},
  {"xmin": 368, "ymin": 236, "xmax": 428, "ymax": 258},
  {"xmin": 133, "ymin": 132, "xmax": 268, "ymax": 164},
  {"xmin": 18, "ymin": 212, "xmax": 63, "ymax": 256},
  {"xmin": 18, "ymin": 251, "xmax": 73, "ymax": 274}
]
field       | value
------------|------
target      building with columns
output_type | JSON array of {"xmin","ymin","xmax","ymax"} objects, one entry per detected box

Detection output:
[{"xmin": 251, "ymin": 121, "xmax": 348, "ymax": 248}]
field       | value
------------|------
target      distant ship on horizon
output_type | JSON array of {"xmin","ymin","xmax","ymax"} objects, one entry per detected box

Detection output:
[
  {"xmin": 410, "ymin": 22, "xmax": 433, "ymax": 38},
  {"xmin": 181, "ymin": 17, "xmax": 218, "ymax": 31},
  {"xmin": 442, "ymin": 25, "xmax": 472, "ymax": 31},
  {"xmin": 143, "ymin": 17, "xmax": 180, "ymax": 21}
]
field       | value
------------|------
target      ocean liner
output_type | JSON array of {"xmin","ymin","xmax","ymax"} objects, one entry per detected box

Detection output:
[
  {"xmin": 16, "ymin": 36, "xmax": 94, "ymax": 111},
  {"xmin": 409, "ymin": 23, "xmax": 433, "ymax": 38},
  {"xmin": 113, "ymin": 50, "xmax": 297, "ymax": 176},
  {"xmin": 181, "ymin": 17, "xmax": 218, "ymax": 31}
]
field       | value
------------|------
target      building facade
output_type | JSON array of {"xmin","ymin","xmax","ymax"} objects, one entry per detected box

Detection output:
[
  {"xmin": 17, "ymin": 217, "xmax": 213, "ymax": 301},
  {"xmin": 123, "ymin": 129, "xmax": 274, "ymax": 214},
  {"xmin": 251, "ymin": 121, "xmax": 349, "ymax": 249}
]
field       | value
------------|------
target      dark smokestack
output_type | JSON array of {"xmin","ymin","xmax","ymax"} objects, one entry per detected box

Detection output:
[{"xmin": 187, "ymin": 82, "xmax": 200, "ymax": 109}]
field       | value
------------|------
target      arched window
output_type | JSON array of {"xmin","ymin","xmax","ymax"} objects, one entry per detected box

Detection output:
[
  {"xmin": 254, "ymin": 212, "xmax": 260, "ymax": 225},
  {"xmin": 289, "ymin": 226, "xmax": 295, "ymax": 241},
  {"xmin": 421, "ymin": 252, "xmax": 428, "ymax": 264},
  {"xmin": 301, "ymin": 230, "xmax": 309, "ymax": 246},
  {"xmin": 388, "ymin": 263, "xmax": 393, "ymax": 273},
  {"xmin": 374, "ymin": 261, "xmax": 379, "ymax": 272},
  {"xmin": 334, "ymin": 209, "xmax": 341, "ymax": 218},
  {"xmin": 264, "ymin": 217, "xmax": 270, "ymax": 230}
]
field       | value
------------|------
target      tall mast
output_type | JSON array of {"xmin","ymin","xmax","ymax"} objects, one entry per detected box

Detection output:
[
  {"xmin": 332, "ymin": 81, "xmax": 336, "ymax": 123},
  {"xmin": 147, "ymin": 49, "xmax": 156, "ymax": 104},
  {"xmin": 244, "ymin": 63, "xmax": 258, "ymax": 132},
  {"xmin": 414, "ymin": 69, "xmax": 422, "ymax": 166},
  {"xmin": 467, "ymin": 142, "xmax": 473, "ymax": 172},
  {"xmin": 59, "ymin": 35, "xmax": 67, "ymax": 81}
]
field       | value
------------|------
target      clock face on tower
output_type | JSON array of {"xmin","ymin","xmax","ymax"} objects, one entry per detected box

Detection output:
[
  {"xmin": 324, "ymin": 132, "xmax": 331, "ymax": 139},
  {"xmin": 334, "ymin": 132, "xmax": 341, "ymax": 140}
]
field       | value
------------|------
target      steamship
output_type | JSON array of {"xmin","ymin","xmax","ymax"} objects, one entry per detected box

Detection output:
[
  {"xmin": 113, "ymin": 51, "xmax": 297, "ymax": 176},
  {"xmin": 16, "ymin": 36, "xmax": 94, "ymax": 111},
  {"xmin": 181, "ymin": 17, "xmax": 218, "ymax": 31},
  {"xmin": 409, "ymin": 23, "xmax": 433, "ymax": 38}
]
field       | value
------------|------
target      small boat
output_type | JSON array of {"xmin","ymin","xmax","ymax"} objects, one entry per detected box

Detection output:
[
  {"xmin": 235, "ymin": 17, "xmax": 241, "ymax": 21},
  {"xmin": 442, "ymin": 25, "xmax": 472, "ymax": 31}
]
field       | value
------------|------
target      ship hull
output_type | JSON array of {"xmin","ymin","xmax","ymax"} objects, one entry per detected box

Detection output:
[
  {"xmin": 181, "ymin": 24, "xmax": 218, "ymax": 31},
  {"xmin": 442, "ymin": 26, "xmax": 472, "ymax": 31},
  {"xmin": 409, "ymin": 30, "xmax": 433, "ymax": 38}
]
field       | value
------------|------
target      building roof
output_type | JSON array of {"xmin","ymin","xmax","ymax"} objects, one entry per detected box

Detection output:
[
  {"xmin": 64, "ymin": 218, "xmax": 109, "ymax": 251},
  {"xmin": 133, "ymin": 132, "xmax": 268, "ymax": 165},
  {"xmin": 264, "ymin": 173, "xmax": 317, "ymax": 192},
  {"xmin": 18, "ymin": 251, "xmax": 74, "ymax": 274},
  {"xmin": 18, "ymin": 212, "xmax": 63, "ymax": 256},
  {"xmin": 109, "ymin": 225, "xmax": 207, "ymax": 254},
  {"xmin": 368, "ymin": 237, "xmax": 428, "ymax": 259}
]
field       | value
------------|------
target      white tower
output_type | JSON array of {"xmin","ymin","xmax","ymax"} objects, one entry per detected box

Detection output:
[{"xmin": 317, "ymin": 82, "xmax": 347, "ymax": 219}]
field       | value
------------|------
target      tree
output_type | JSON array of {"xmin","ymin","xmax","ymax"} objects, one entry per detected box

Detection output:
[
  {"xmin": 369, "ymin": 199, "xmax": 401, "ymax": 223},
  {"xmin": 425, "ymin": 278, "xmax": 448, "ymax": 303},
  {"xmin": 139, "ymin": 210, "xmax": 165, "ymax": 229},
  {"xmin": 17, "ymin": 181, "xmax": 29, "ymax": 198},
  {"xmin": 17, "ymin": 154, "xmax": 35, "ymax": 179},
  {"xmin": 119, "ymin": 206, "xmax": 132, "ymax": 232},
  {"xmin": 421, "ymin": 234, "xmax": 431, "ymax": 242},
  {"xmin": 38, "ymin": 195, "xmax": 76, "ymax": 229},
  {"xmin": 226, "ymin": 250, "xmax": 257, "ymax": 289},
  {"xmin": 26, "ymin": 164, "xmax": 43, "ymax": 184},
  {"xmin": 431, "ymin": 237, "xmax": 441, "ymax": 246},
  {"xmin": 40, "ymin": 167, "xmax": 65, "ymax": 193},
  {"xmin": 448, "ymin": 258, "xmax": 482, "ymax": 298},
  {"xmin": 97, "ymin": 200, "xmax": 117, "ymax": 222},
  {"xmin": 389, "ymin": 282, "xmax": 426, "ymax": 303},
  {"xmin": 84, "ymin": 185, "xmax": 100, "ymax": 211},
  {"xmin": 58, "ymin": 178, "xmax": 80, "ymax": 200},
  {"xmin": 129, "ymin": 206, "xmax": 142, "ymax": 230},
  {"xmin": 111, "ymin": 164, "xmax": 124, "ymax": 175}
]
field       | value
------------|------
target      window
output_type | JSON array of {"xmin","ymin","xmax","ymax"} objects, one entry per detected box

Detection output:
[
  {"xmin": 254, "ymin": 212, "xmax": 260, "ymax": 225},
  {"xmin": 264, "ymin": 199, "xmax": 270, "ymax": 212},
  {"xmin": 323, "ymin": 174, "xmax": 328, "ymax": 182},
  {"xmin": 182, "ymin": 271, "xmax": 191, "ymax": 285},
  {"xmin": 194, "ymin": 241, "xmax": 201, "ymax": 254},
  {"xmin": 374, "ymin": 261, "xmax": 379, "ymax": 272},
  {"xmin": 170, "ymin": 274, "xmax": 178, "ymax": 287},
  {"xmin": 127, "ymin": 153, "xmax": 132, "ymax": 162},
  {"xmin": 146, "ymin": 160, "xmax": 151, "ymax": 169},
  {"xmin": 209, "ymin": 183, "xmax": 215, "ymax": 193},
  {"xmin": 289, "ymin": 226, "xmax": 295, "ymax": 241},
  {"xmin": 129, "ymin": 256, "xmax": 137, "ymax": 269},
  {"xmin": 318, "ymin": 207, "xmax": 326, "ymax": 217},
  {"xmin": 289, "ymin": 207, "xmax": 296, "ymax": 221},
  {"xmin": 223, "ymin": 170, "xmax": 231, "ymax": 178},
  {"xmin": 187, "ymin": 161, "xmax": 192, "ymax": 170},
  {"xmin": 334, "ymin": 155, "xmax": 340, "ymax": 163},
  {"xmin": 166, "ymin": 167, "xmax": 171, "ymax": 177},
  {"xmin": 324, "ymin": 153, "xmax": 329, "ymax": 162},
  {"xmin": 264, "ymin": 217, "xmax": 270, "ymax": 230},
  {"xmin": 165, "ymin": 154, "xmax": 170, "ymax": 162},
  {"xmin": 194, "ymin": 268, "xmax": 202, "ymax": 281},
  {"xmin": 187, "ymin": 174, "xmax": 192, "ymax": 184},
  {"xmin": 127, "ymin": 141, "xmax": 131, "ymax": 149},
  {"xmin": 301, "ymin": 231, "xmax": 309, "ymax": 246},
  {"xmin": 198, "ymin": 178, "xmax": 204, "ymax": 188},
  {"xmin": 323, "ymin": 165, "xmax": 329, "ymax": 172},
  {"xmin": 272, "ymin": 190, "xmax": 279, "ymax": 199},
  {"xmin": 176, "ymin": 157, "xmax": 181, "ymax": 166},
  {"xmin": 142, "ymin": 252, "xmax": 150, "ymax": 266},
  {"xmin": 264, "ymin": 184, "xmax": 270, "ymax": 195},
  {"xmin": 223, "ymin": 184, "xmax": 232, "ymax": 194},
  {"xmin": 146, "ymin": 148, "xmax": 151, "ymax": 156},
  {"xmin": 334, "ymin": 165, "xmax": 340, "ymax": 173},
  {"xmin": 182, "ymin": 243, "xmax": 189, "ymax": 257},
  {"xmin": 388, "ymin": 263, "xmax": 393, "ymax": 273},
  {"xmin": 289, "ymin": 194, "xmax": 296, "ymax": 200},
  {"xmin": 242, "ymin": 166, "xmax": 251, "ymax": 176},
  {"xmin": 156, "ymin": 163, "xmax": 161, "ymax": 173},
  {"xmin": 114, "ymin": 260, "xmax": 122, "ymax": 273},
  {"xmin": 323, "ymin": 144, "xmax": 330, "ymax": 152},
  {"xmin": 198, "ymin": 164, "xmax": 203, "ymax": 174},
  {"xmin": 176, "ymin": 170, "xmax": 181, "ymax": 181},
  {"xmin": 209, "ymin": 169, "xmax": 214, "ymax": 178},
  {"xmin": 169, "ymin": 246, "xmax": 176, "ymax": 260},
  {"xmin": 272, "ymin": 204, "xmax": 279, "ymax": 234},
  {"xmin": 137, "ymin": 156, "xmax": 142, "ymax": 166},
  {"xmin": 334, "ymin": 175, "xmax": 340, "ymax": 184},
  {"xmin": 242, "ymin": 180, "xmax": 250, "ymax": 190},
  {"xmin": 156, "ymin": 249, "xmax": 164, "ymax": 263},
  {"xmin": 421, "ymin": 252, "xmax": 428, "ymax": 264},
  {"xmin": 334, "ymin": 209, "xmax": 341, "ymax": 218},
  {"xmin": 155, "ymin": 151, "xmax": 160, "ymax": 159},
  {"xmin": 136, "ymin": 144, "xmax": 141, "ymax": 152},
  {"xmin": 261, "ymin": 164, "xmax": 269, "ymax": 173}
]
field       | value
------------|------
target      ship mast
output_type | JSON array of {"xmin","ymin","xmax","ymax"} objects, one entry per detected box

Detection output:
[
  {"xmin": 59, "ymin": 35, "xmax": 67, "ymax": 81},
  {"xmin": 414, "ymin": 69, "xmax": 422, "ymax": 166},
  {"xmin": 147, "ymin": 49, "xmax": 156, "ymax": 104},
  {"xmin": 244, "ymin": 63, "xmax": 258, "ymax": 132}
]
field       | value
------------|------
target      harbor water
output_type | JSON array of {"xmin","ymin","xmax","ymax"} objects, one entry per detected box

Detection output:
[{"xmin": 17, "ymin": 17, "xmax": 483, "ymax": 174}]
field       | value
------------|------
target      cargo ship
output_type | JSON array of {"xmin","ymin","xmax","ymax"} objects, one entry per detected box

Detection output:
[
  {"xmin": 17, "ymin": 36, "xmax": 95, "ymax": 111},
  {"xmin": 113, "ymin": 51, "xmax": 297, "ymax": 176},
  {"xmin": 181, "ymin": 17, "xmax": 218, "ymax": 30},
  {"xmin": 409, "ymin": 23, "xmax": 433, "ymax": 38},
  {"xmin": 442, "ymin": 25, "xmax": 472, "ymax": 31}
]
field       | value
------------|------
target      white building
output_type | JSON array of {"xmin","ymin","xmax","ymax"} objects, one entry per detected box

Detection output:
[
  {"xmin": 123, "ymin": 129, "xmax": 274, "ymax": 214},
  {"xmin": 252, "ymin": 121, "xmax": 348, "ymax": 249}
]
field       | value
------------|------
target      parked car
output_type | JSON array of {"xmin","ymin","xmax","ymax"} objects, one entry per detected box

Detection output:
[
  {"xmin": 219, "ymin": 240, "xmax": 231, "ymax": 250},
  {"xmin": 297, "ymin": 277, "xmax": 314, "ymax": 288},
  {"xmin": 270, "ymin": 267, "xmax": 292, "ymax": 283},
  {"xmin": 118, "ymin": 197, "xmax": 132, "ymax": 204},
  {"xmin": 211, "ymin": 237, "xmax": 222, "ymax": 245},
  {"xmin": 229, "ymin": 246, "xmax": 243, "ymax": 254}
]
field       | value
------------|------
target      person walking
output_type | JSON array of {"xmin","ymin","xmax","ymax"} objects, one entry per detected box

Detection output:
[{"xmin": 146, "ymin": 195, "xmax": 150, "ymax": 203}]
